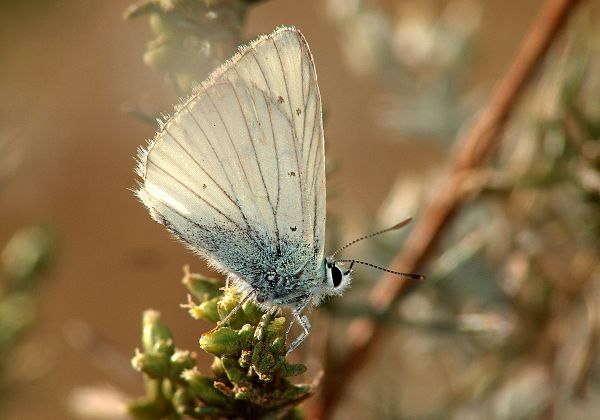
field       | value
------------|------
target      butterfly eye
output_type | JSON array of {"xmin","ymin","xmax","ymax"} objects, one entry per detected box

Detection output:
[{"xmin": 331, "ymin": 265, "xmax": 343, "ymax": 288}]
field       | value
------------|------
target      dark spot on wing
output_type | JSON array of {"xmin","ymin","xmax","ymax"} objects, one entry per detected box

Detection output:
[
  {"xmin": 290, "ymin": 226, "xmax": 297, "ymax": 232},
  {"xmin": 296, "ymin": 108, "xmax": 301, "ymax": 116},
  {"xmin": 288, "ymin": 171, "xmax": 296, "ymax": 177},
  {"xmin": 202, "ymin": 184, "xmax": 207, "ymax": 189},
  {"xmin": 278, "ymin": 96, "xmax": 284, "ymax": 104}
]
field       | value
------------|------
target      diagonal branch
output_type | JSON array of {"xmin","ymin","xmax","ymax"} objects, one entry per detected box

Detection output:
[{"xmin": 313, "ymin": 0, "xmax": 583, "ymax": 417}]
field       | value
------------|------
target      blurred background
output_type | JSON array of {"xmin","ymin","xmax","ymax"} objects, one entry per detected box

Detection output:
[{"xmin": 2, "ymin": 0, "xmax": 600, "ymax": 418}]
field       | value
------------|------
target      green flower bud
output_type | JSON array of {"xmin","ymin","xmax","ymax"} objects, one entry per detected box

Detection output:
[
  {"xmin": 266, "ymin": 317, "xmax": 286, "ymax": 339},
  {"xmin": 221, "ymin": 356, "xmax": 246, "ymax": 386},
  {"xmin": 1, "ymin": 225, "xmax": 54, "ymax": 286},
  {"xmin": 161, "ymin": 378, "xmax": 174, "ymax": 399},
  {"xmin": 254, "ymin": 313, "xmax": 272, "ymax": 342},
  {"xmin": 142, "ymin": 310, "xmax": 173, "ymax": 353},
  {"xmin": 143, "ymin": 38, "xmax": 172, "ymax": 72},
  {"xmin": 242, "ymin": 300, "xmax": 263, "ymax": 325},
  {"xmin": 199, "ymin": 327, "xmax": 240, "ymax": 356},
  {"xmin": 0, "ymin": 293, "xmax": 35, "ymax": 345},
  {"xmin": 170, "ymin": 349, "xmax": 197, "ymax": 377},
  {"xmin": 131, "ymin": 349, "xmax": 170, "ymax": 378},
  {"xmin": 127, "ymin": 398, "xmax": 162, "ymax": 419},
  {"xmin": 217, "ymin": 289, "xmax": 246, "ymax": 329},
  {"xmin": 210, "ymin": 356, "xmax": 226, "ymax": 379},
  {"xmin": 154, "ymin": 338, "xmax": 175, "ymax": 357},
  {"xmin": 238, "ymin": 324, "xmax": 254, "ymax": 349},
  {"xmin": 171, "ymin": 387, "xmax": 192, "ymax": 416},
  {"xmin": 128, "ymin": 380, "xmax": 172, "ymax": 419},
  {"xmin": 181, "ymin": 266, "xmax": 221, "ymax": 302},
  {"xmin": 149, "ymin": 14, "xmax": 179, "ymax": 38},
  {"xmin": 270, "ymin": 337, "xmax": 285, "ymax": 355},
  {"xmin": 194, "ymin": 297, "xmax": 220, "ymax": 322},
  {"xmin": 182, "ymin": 367, "xmax": 230, "ymax": 407}
]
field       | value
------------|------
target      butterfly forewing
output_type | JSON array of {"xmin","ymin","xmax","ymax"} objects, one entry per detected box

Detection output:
[{"xmin": 137, "ymin": 26, "xmax": 326, "ymax": 281}]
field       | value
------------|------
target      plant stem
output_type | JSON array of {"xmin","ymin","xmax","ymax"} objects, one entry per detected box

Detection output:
[{"xmin": 313, "ymin": 0, "xmax": 583, "ymax": 417}]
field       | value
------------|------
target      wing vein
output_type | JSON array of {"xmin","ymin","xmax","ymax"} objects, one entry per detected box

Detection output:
[
  {"xmin": 226, "ymin": 79, "xmax": 281, "ymax": 251},
  {"xmin": 305, "ymin": 89, "xmax": 320, "ymax": 191},
  {"xmin": 262, "ymin": 90, "xmax": 282, "ymax": 212},
  {"xmin": 146, "ymin": 159, "xmax": 248, "ymax": 237},
  {"xmin": 144, "ymin": 189, "xmax": 211, "ymax": 234},
  {"xmin": 182, "ymin": 102, "xmax": 258, "ymax": 240},
  {"xmin": 299, "ymin": 37, "xmax": 306, "ymax": 140},
  {"xmin": 312, "ymin": 151, "xmax": 323, "ymax": 251},
  {"xmin": 305, "ymin": 100, "xmax": 322, "ymax": 250},
  {"xmin": 162, "ymin": 127, "xmax": 239, "ymax": 213},
  {"xmin": 273, "ymin": 38, "xmax": 305, "ymax": 237},
  {"xmin": 205, "ymin": 90, "xmax": 258, "ymax": 201},
  {"xmin": 250, "ymin": 51, "xmax": 272, "ymax": 95},
  {"xmin": 143, "ymin": 187, "xmax": 258, "ymax": 275}
]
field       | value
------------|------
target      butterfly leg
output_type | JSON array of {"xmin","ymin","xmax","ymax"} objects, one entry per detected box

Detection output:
[
  {"xmin": 285, "ymin": 316, "xmax": 296, "ymax": 337},
  {"xmin": 286, "ymin": 299, "xmax": 312, "ymax": 355},
  {"xmin": 286, "ymin": 313, "xmax": 311, "ymax": 355},
  {"xmin": 215, "ymin": 290, "xmax": 254, "ymax": 328}
]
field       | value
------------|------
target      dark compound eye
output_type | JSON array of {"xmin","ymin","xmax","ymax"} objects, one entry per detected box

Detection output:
[{"xmin": 331, "ymin": 265, "xmax": 343, "ymax": 288}]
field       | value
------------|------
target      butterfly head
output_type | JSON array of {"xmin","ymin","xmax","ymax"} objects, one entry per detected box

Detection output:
[{"xmin": 324, "ymin": 257, "xmax": 352, "ymax": 296}]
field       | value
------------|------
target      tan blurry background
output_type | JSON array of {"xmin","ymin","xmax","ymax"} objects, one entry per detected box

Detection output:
[{"xmin": 0, "ymin": 0, "xmax": 548, "ymax": 418}]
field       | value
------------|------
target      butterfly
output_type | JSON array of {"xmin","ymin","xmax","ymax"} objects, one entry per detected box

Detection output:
[{"xmin": 135, "ymin": 26, "xmax": 422, "ymax": 353}]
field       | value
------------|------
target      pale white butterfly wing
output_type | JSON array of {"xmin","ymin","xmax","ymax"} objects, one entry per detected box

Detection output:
[
  {"xmin": 136, "ymin": 26, "xmax": 326, "ymax": 279},
  {"xmin": 214, "ymin": 26, "xmax": 326, "ymax": 266}
]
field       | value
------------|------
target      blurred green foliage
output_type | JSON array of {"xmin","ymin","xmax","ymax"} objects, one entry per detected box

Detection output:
[
  {"xmin": 125, "ymin": 0, "xmax": 269, "ymax": 95},
  {"xmin": 326, "ymin": 0, "xmax": 480, "ymax": 143},
  {"xmin": 0, "ymin": 226, "xmax": 55, "ymax": 400},
  {"xmin": 326, "ymin": 3, "xmax": 600, "ymax": 418}
]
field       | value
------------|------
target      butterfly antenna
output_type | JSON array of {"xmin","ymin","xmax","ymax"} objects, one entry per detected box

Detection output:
[
  {"xmin": 339, "ymin": 259, "xmax": 425, "ymax": 281},
  {"xmin": 331, "ymin": 217, "xmax": 413, "ymax": 258}
]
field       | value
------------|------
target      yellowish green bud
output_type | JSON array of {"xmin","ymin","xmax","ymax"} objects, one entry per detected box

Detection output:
[
  {"xmin": 170, "ymin": 349, "xmax": 196, "ymax": 376},
  {"xmin": 195, "ymin": 298, "xmax": 220, "ymax": 322},
  {"xmin": 210, "ymin": 356, "xmax": 226, "ymax": 379},
  {"xmin": 182, "ymin": 266, "xmax": 221, "ymax": 302},
  {"xmin": 199, "ymin": 327, "xmax": 240, "ymax": 356},
  {"xmin": 131, "ymin": 349, "xmax": 170, "ymax": 378},
  {"xmin": 142, "ymin": 310, "xmax": 173, "ymax": 353}
]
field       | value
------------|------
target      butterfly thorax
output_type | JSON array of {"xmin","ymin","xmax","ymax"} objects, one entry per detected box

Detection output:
[
  {"xmin": 231, "ymin": 233, "xmax": 326, "ymax": 308},
  {"xmin": 252, "ymin": 262, "xmax": 326, "ymax": 306}
]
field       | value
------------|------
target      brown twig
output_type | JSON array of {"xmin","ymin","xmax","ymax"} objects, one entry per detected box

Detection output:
[
  {"xmin": 313, "ymin": 0, "xmax": 582, "ymax": 417},
  {"xmin": 571, "ymin": 291, "xmax": 600, "ymax": 398}
]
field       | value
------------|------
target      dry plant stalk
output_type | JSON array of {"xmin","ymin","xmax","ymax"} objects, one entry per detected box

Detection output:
[{"xmin": 313, "ymin": 0, "xmax": 583, "ymax": 417}]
